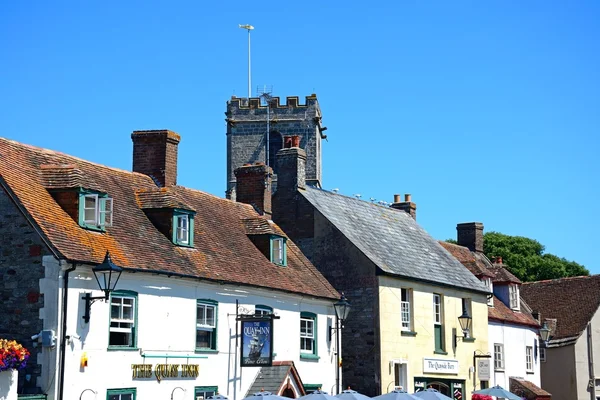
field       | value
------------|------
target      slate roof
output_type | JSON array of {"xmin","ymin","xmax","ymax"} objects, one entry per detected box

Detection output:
[
  {"xmin": 439, "ymin": 242, "xmax": 494, "ymax": 278},
  {"xmin": 521, "ymin": 275, "xmax": 600, "ymax": 341},
  {"xmin": 300, "ymin": 187, "xmax": 489, "ymax": 294},
  {"xmin": 245, "ymin": 361, "xmax": 305, "ymax": 397},
  {"xmin": 0, "ymin": 137, "xmax": 339, "ymax": 300}
]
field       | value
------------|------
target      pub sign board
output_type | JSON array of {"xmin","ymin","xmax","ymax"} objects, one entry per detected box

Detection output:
[{"xmin": 241, "ymin": 318, "xmax": 273, "ymax": 367}]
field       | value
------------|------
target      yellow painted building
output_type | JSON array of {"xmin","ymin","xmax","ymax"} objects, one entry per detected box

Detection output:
[{"xmin": 379, "ymin": 276, "xmax": 489, "ymax": 398}]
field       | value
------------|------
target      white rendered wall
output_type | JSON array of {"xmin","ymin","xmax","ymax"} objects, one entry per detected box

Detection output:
[
  {"xmin": 57, "ymin": 267, "xmax": 338, "ymax": 400},
  {"xmin": 488, "ymin": 322, "xmax": 540, "ymax": 388},
  {"xmin": 574, "ymin": 308, "xmax": 600, "ymax": 400}
]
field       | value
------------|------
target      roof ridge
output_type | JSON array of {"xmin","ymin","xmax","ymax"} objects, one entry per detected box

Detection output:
[
  {"xmin": 0, "ymin": 136, "xmax": 140, "ymax": 177},
  {"xmin": 523, "ymin": 274, "xmax": 599, "ymax": 285},
  {"xmin": 304, "ymin": 186, "xmax": 404, "ymax": 212}
]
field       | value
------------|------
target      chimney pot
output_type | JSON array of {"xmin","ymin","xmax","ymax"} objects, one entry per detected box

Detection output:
[
  {"xmin": 390, "ymin": 194, "xmax": 417, "ymax": 220},
  {"xmin": 494, "ymin": 256, "xmax": 503, "ymax": 264},
  {"xmin": 131, "ymin": 130, "xmax": 180, "ymax": 187}
]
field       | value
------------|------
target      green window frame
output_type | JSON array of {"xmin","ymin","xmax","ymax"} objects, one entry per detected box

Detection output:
[
  {"xmin": 303, "ymin": 384, "xmax": 322, "ymax": 394},
  {"xmin": 194, "ymin": 386, "xmax": 218, "ymax": 400},
  {"xmin": 196, "ymin": 299, "xmax": 218, "ymax": 352},
  {"xmin": 172, "ymin": 209, "xmax": 195, "ymax": 247},
  {"xmin": 78, "ymin": 190, "xmax": 113, "ymax": 231},
  {"xmin": 270, "ymin": 235, "xmax": 287, "ymax": 266},
  {"xmin": 108, "ymin": 290, "xmax": 138, "ymax": 350},
  {"xmin": 300, "ymin": 312, "xmax": 319, "ymax": 360},
  {"xmin": 433, "ymin": 293, "xmax": 445, "ymax": 353},
  {"xmin": 107, "ymin": 388, "xmax": 136, "ymax": 400}
]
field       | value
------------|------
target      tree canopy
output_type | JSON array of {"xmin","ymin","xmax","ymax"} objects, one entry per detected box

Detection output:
[{"xmin": 446, "ymin": 232, "xmax": 589, "ymax": 282}]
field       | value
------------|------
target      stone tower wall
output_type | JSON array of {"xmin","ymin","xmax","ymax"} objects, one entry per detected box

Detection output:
[{"xmin": 225, "ymin": 95, "xmax": 324, "ymax": 197}]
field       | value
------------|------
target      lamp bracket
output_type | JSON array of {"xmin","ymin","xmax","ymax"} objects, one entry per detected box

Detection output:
[{"xmin": 81, "ymin": 292, "xmax": 109, "ymax": 323}]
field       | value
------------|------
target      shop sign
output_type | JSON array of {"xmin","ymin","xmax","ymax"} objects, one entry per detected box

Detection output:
[
  {"xmin": 131, "ymin": 363, "xmax": 199, "ymax": 382},
  {"xmin": 477, "ymin": 359, "xmax": 491, "ymax": 381},
  {"xmin": 241, "ymin": 318, "xmax": 273, "ymax": 367},
  {"xmin": 423, "ymin": 358, "xmax": 459, "ymax": 374}
]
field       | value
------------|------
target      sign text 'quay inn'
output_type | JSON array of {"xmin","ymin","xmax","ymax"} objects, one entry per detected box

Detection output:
[
  {"xmin": 422, "ymin": 358, "xmax": 459, "ymax": 374},
  {"xmin": 131, "ymin": 364, "xmax": 200, "ymax": 382}
]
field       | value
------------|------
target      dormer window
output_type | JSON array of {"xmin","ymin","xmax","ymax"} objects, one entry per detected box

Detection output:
[
  {"xmin": 482, "ymin": 277, "xmax": 493, "ymax": 306},
  {"xmin": 173, "ymin": 210, "xmax": 194, "ymax": 247},
  {"xmin": 509, "ymin": 284, "xmax": 520, "ymax": 310},
  {"xmin": 270, "ymin": 236, "xmax": 287, "ymax": 266},
  {"xmin": 79, "ymin": 192, "xmax": 113, "ymax": 230}
]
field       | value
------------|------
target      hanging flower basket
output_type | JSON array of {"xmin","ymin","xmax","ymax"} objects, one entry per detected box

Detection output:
[{"xmin": 0, "ymin": 339, "xmax": 30, "ymax": 372}]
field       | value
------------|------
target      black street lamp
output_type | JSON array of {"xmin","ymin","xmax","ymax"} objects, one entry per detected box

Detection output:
[
  {"xmin": 453, "ymin": 303, "xmax": 472, "ymax": 348},
  {"xmin": 82, "ymin": 251, "xmax": 123, "ymax": 323},
  {"xmin": 329, "ymin": 293, "xmax": 351, "ymax": 395},
  {"xmin": 539, "ymin": 321, "xmax": 551, "ymax": 347}
]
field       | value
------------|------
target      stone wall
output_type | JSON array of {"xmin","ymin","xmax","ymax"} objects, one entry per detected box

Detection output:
[
  {"xmin": 0, "ymin": 187, "xmax": 52, "ymax": 394},
  {"xmin": 225, "ymin": 95, "xmax": 323, "ymax": 196}
]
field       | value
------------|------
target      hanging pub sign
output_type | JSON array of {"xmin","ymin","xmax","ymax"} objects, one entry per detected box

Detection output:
[{"xmin": 241, "ymin": 318, "xmax": 273, "ymax": 367}]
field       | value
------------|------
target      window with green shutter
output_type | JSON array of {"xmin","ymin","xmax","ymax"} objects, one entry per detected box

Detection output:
[
  {"xmin": 78, "ymin": 190, "xmax": 113, "ymax": 231},
  {"xmin": 173, "ymin": 210, "xmax": 195, "ymax": 247}
]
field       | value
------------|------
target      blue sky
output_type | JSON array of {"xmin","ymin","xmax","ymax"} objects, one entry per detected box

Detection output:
[{"xmin": 1, "ymin": 1, "xmax": 598, "ymax": 273}]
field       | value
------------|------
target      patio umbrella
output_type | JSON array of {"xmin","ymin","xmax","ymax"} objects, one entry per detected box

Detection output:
[
  {"xmin": 372, "ymin": 389, "xmax": 420, "ymax": 400},
  {"xmin": 472, "ymin": 385, "xmax": 521, "ymax": 400},
  {"xmin": 299, "ymin": 389, "xmax": 338, "ymax": 400},
  {"xmin": 243, "ymin": 391, "xmax": 289, "ymax": 400},
  {"xmin": 412, "ymin": 389, "xmax": 453, "ymax": 400},
  {"xmin": 337, "ymin": 388, "xmax": 372, "ymax": 400}
]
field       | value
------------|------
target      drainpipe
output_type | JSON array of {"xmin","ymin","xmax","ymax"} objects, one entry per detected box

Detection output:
[
  {"xmin": 58, "ymin": 263, "xmax": 77, "ymax": 400},
  {"xmin": 588, "ymin": 323, "xmax": 595, "ymax": 400}
]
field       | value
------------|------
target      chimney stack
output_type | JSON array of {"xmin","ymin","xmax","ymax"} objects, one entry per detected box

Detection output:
[
  {"xmin": 275, "ymin": 147, "xmax": 306, "ymax": 191},
  {"xmin": 234, "ymin": 163, "xmax": 272, "ymax": 217},
  {"xmin": 132, "ymin": 130, "xmax": 180, "ymax": 187},
  {"xmin": 457, "ymin": 222, "xmax": 484, "ymax": 253},
  {"xmin": 390, "ymin": 193, "xmax": 416, "ymax": 219}
]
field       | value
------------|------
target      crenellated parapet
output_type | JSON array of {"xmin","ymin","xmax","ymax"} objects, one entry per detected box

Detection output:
[{"xmin": 227, "ymin": 94, "xmax": 318, "ymax": 111}]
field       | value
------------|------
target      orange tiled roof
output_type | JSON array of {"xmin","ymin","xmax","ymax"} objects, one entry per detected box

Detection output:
[
  {"xmin": 0, "ymin": 137, "xmax": 339, "ymax": 300},
  {"xmin": 488, "ymin": 295, "xmax": 539, "ymax": 328},
  {"xmin": 439, "ymin": 241, "xmax": 494, "ymax": 278}
]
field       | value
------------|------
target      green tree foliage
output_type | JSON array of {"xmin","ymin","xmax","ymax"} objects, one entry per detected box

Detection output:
[{"xmin": 482, "ymin": 232, "xmax": 589, "ymax": 282}]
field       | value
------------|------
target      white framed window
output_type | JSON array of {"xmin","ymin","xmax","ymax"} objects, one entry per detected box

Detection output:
[
  {"xmin": 483, "ymin": 278, "xmax": 493, "ymax": 306},
  {"xmin": 540, "ymin": 347, "xmax": 546, "ymax": 362},
  {"xmin": 401, "ymin": 288, "xmax": 412, "ymax": 331},
  {"xmin": 196, "ymin": 301, "xmax": 217, "ymax": 350},
  {"xmin": 494, "ymin": 343, "xmax": 504, "ymax": 370},
  {"xmin": 255, "ymin": 305, "xmax": 273, "ymax": 316},
  {"xmin": 173, "ymin": 211, "xmax": 194, "ymax": 247},
  {"xmin": 109, "ymin": 292, "xmax": 136, "ymax": 348},
  {"xmin": 509, "ymin": 284, "xmax": 520, "ymax": 310},
  {"xmin": 433, "ymin": 294, "xmax": 442, "ymax": 324},
  {"xmin": 526, "ymin": 346, "xmax": 533, "ymax": 371},
  {"xmin": 271, "ymin": 237, "xmax": 286, "ymax": 266},
  {"xmin": 81, "ymin": 193, "xmax": 113, "ymax": 228},
  {"xmin": 300, "ymin": 313, "xmax": 316, "ymax": 355},
  {"xmin": 177, "ymin": 214, "xmax": 189, "ymax": 244}
]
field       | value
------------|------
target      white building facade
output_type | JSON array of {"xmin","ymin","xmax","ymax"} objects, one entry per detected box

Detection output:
[{"xmin": 40, "ymin": 257, "xmax": 339, "ymax": 400}]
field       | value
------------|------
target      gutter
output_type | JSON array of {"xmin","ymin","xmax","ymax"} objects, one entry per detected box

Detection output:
[
  {"xmin": 588, "ymin": 323, "xmax": 595, "ymax": 400},
  {"xmin": 57, "ymin": 263, "xmax": 76, "ymax": 400}
]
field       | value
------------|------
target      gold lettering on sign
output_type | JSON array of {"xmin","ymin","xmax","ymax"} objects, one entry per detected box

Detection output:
[{"xmin": 131, "ymin": 363, "xmax": 199, "ymax": 381}]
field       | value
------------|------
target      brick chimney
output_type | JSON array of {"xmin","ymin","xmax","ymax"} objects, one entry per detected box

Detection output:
[
  {"xmin": 457, "ymin": 222, "xmax": 484, "ymax": 253},
  {"xmin": 390, "ymin": 194, "xmax": 417, "ymax": 219},
  {"xmin": 234, "ymin": 163, "xmax": 272, "ymax": 217},
  {"xmin": 275, "ymin": 147, "xmax": 306, "ymax": 191},
  {"xmin": 132, "ymin": 130, "xmax": 180, "ymax": 187}
]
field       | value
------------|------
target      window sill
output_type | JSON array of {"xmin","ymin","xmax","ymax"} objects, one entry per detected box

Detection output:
[
  {"xmin": 526, "ymin": 371, "xmax": 534, "ymax": 374},
  {"xmin": 107, "ymin": 347, "xmax": 139, "ymax": 352},
  {"xmin": 300, "ymin": 353, "xmax": 320, "ymax": 361},
  {"xmin": 433, "ymin": 350, "xmax": 448, "ymax": 355},
  {"xmin": 175, "ymin": 242, "xmax": 194, "ymax": 248},
  {"xmin": 494, "ymin": 369, "xmax": 505, "ymax": 372},
  {"xmin": 195, "ymin": 349, "xmax": 219, "ymax": 354},
  {"xmin": 463, "ymin": 338, "xmax": 476, "ymax": 343},
  {"xmin": 81, "ymin": 224, "xmax": 105, "ymax": 232},
  {"xmin": 401, "ymin": 331, "xmax": 417, "ymax": 337}
]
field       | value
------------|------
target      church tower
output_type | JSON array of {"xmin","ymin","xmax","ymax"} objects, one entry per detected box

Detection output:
[{"xmin": 225, "ymin": 94, "xmax": 327, "ymax": 199}]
